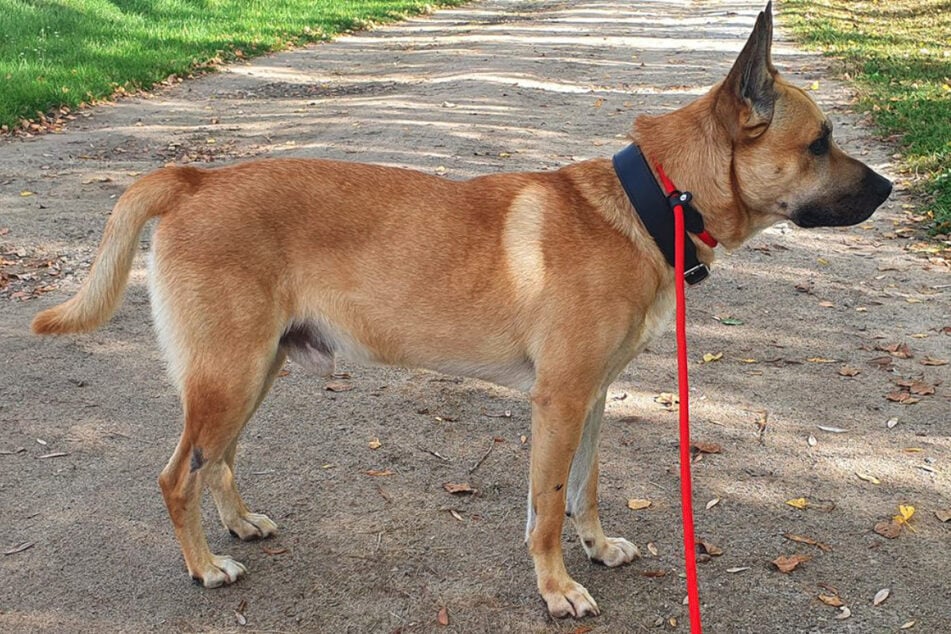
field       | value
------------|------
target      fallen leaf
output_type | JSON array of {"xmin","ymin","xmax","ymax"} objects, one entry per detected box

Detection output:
[
  {"xmin": 902, "ymin": 447, "xmax": 924, "ymax": 453},
  {"xmin": 873, "ymin": 588, "xmax": 890, "ymax": 606},
  {"xmin": 808, "ymin": 356, "xmax": 836, "ymax": 362},
  {"xmin": 325, "ymin": 381, "xmax": 353, "ymax": 392},
  {"xmin": 647, "ymin": 542, "xmax": 659, "ymax": 556},
  {"xmin": 807, "ymin": 434, "xmax": 818, "ymax": 447},
  {"xmin": 702, "ymin": 352, "xmax": 723, "ymax": 363},
  {"xmin": 38, "ymin": 452, "xmax": 69, "ymax": 459},
  {"xmin": 874, "ymin": 519, "xmax": 901, "ymax": 539},
  {"xmin": 887, "ymin": 417, "xmax": 899, "ymax": 429},
  {"xmin": 716, "ymin": 316, "xmax": 744, "ymax": 326},
  {"xmin": 877, "ymin": 342, "xmax": 912, "ymax": 358},
  {"xmin": 921, "ymin": 356, "xmax": 948, "ymax": 366},
  {"xmin": 654, "ymin": 392, "xmax": 679, "ymax": 408},
  {"xmin": 642, "ymin": 569, "xmax": 667, "ymax": 578},
  {"xmin": 935, "ymin": 509, "xmax": 951, "ymax": 522},
  {"xmin": 20, "ymin": 191, "xmax": 34, "ymax": 197},
  {"xmin": 810, "ymin": 80, "xmax": 820, "ymax": 91},
  {"xmin": 449, "ymin": 509, "xmax": 464, "ymax": 521},
  {"xmin": 593, "ymin": 97, "xmax": 604, "ymax": 108},
  {"xmin": 443, "ymin": 482, "xmax": 476, "ymax": 495},
  {"xmin": 437, "ymin": 606, "xmax": 450, "ymax": 626},
  {"xmin": 262, "ymin": 546, "xmax": 288, "ymax": 555},
  {"xmin": 368, "ymin": 438, "xmax": 382, "ymax": 450},
  {"xmin": 627, "ymin": 498, "xmax": 652, "ymax": 510},
  {"xmin": 856, "ymin": 472, "xmax": 881, "ymax": 485},
  {"xmin": 697, "ymin": 540, "xmax": 722, "ymax": 556},
  {"xmin": 772, "ymin": 554, "xmax": 810, "ymax": 573},
  {"xmin": 909, "ymin": 381, "xmax": 935, "ymax": 396},
  {"xmin": 900, "ymin": 621, "xmax": 917, "ymax": 630},
  {"xmin": 726, "ymin": 566, "xmax": 750, "ymax": 573},
  {"xmin": 817, "ymin": 425, "xmax": 848, "ymax": 433},
  {"xmin": 520, "ymin": 434, "xmax": 527, "ymax": 444},
  {"xmin": 835, "ymin": 606, "xmax": 852, "ymax": 620},
  {"xmin": 570, "ymin": 627, "xmax": 593, "ymax": 634},
  {"xmin": 3, "ymin": 542, "xmax": 34, "ymax": 556},
  {"xmin": 705, "ymin": 497, "xmax": 721, "ymax": 510},
  {"xmin": 786, "ymin": 497, "xmax": 810, "ymax": 510},
  {"xmin": 365, "ymin": 469, "xmax": 394, "ymax": 477},
  {"xmin": 691, "ymin": 442, "xmax": 722, "ymax": 454},
  {"xmin": 783, "ymin": 533, "xmax": 832, "ymax": 551},
  {"xmin": 897, "ymin": 504, "xmax": 915, "ymax": 522},
  {"xmin": 234, "ymin": 599, "xmax": 248, "ymax": 626},
  {"xmin": 838, "ymin": 366, "xmax": 861, "ymax": 377},
  {"xmin": 819, "ymin": 594, "xmax": 844, "ymax": 607}
]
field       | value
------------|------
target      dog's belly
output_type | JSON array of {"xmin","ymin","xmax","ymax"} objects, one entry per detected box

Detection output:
[{"xmin": 280, "ymin": 318, "xmax": 536, "ymax": 391}]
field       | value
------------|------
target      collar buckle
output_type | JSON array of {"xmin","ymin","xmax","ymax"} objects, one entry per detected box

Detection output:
[{"xmin": 684, "ymin": 263, "xmax": 710, "ymax": 286}]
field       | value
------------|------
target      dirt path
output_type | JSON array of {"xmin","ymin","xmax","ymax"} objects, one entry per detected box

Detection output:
[{"xmin": 1, "ymin": 1, "xmax": 948, "ymax": 632}]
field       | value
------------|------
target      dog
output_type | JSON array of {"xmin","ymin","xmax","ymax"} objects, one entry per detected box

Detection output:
[{"xmin": 33, "ymin": 2, "xmax": 890, "ymax": 618}]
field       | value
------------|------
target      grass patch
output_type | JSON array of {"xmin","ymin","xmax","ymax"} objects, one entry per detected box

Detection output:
[
  {"xmin": 0, "ymin": 0, "xmax": 462, "ymax": 130},
  {"xmin": 781, "ymin": 0, "xmax": 951, "ymax": 233}
]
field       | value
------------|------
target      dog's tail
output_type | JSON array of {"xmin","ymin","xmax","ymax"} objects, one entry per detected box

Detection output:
[{"xmin": 32, "ymin": 167, "xmax": 193, "ymax": 335}]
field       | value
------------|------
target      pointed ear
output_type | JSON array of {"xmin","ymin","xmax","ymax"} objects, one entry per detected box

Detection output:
[{"xmin": 721, "ymin": 2, "xmax": 777, "ymax": 136}]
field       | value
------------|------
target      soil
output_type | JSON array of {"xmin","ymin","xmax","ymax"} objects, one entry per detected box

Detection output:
[{"xmin": 1, "ymin": 1, "xmax": 949, "ymax": 632}]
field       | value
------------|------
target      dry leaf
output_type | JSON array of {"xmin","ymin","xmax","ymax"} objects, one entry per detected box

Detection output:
[
  {"xmin": 819, "ymin": 594, "xmax": 844, "ymax": 607},
  {"xmin": 654, "ymin": 392, "xmax": 679, "ymax": 407},
  {"xmin": 697, "ymin": 540, "xmax": 722, "ymax": 556},
  {"xmin": 726, "ymin": 566, "xmax": 750, "ymax": 573},
  {"xmin": 909, "ymin": 381, "xmax": 935, "ymax": 396},
  {"xmin": 856, "ymin": 472, "xmax": 881, "ymax": 485},
  {"xmin": 817, "ymin": 425, "xmax": 848, "ymax": 433},
  {"xmin": 873, "ymin": 588, "xmax": 890, "ymax": 606},
  {"xmin": 874, "ymin": 519, "xmax": 902, "ymax": 539},
  {"xmin": 807, "ymin": 434, "xmax": 818, "ymax": 447},
  {"xmin": 835, "ymin": 606, "xmax": 852, "ymax": 620},
  {"xmin": 772, "ymin": 554, "xmax": 810, "ymax": 573},
  {"xmin": 262, "ymin": 546, "xmax": 288, "ymax": 555},
  {"xmin": 887, "ymin": 417, "xmax": 899, "ymax": 429},
  {"xmin": 627, "ymin": 498, "xmax": 652, "ymax": 511},
  {"xmin": 325, "ymin": 381, "xmax": 353, "ymax": 392},
  {"xmin": 935, "ymin": 509, "xmax": 951, "ymax": 522},
  {"xmin": 691, "ymin": 442, "xmax": 722, "ymax": 454},
  {"xmin": 808, "ymin": 356, "xmax": 836, "ymax": 362},
  {"xmin": 449, "ymin": 509, "xmax": 464, "ymax": 522},
  {"xmin": 786, "ymin": 497, "xmax": 809, "ymax": 510},
  {"xmin": 365, "ymin": 469, "xmax": 394, "ymax": 477},
  {"xmin": 647, "ymin": 542, "xmax": 659, "ymax": 556},
  {"xmin": 838, "ymin": 365, "xmax": 861, "ymax": 377},
  {"xmin": 3, "ymin": 542, "xmax": 34, "ymax": 556},
  {"xmin": 900, "ymin": 621, "xmax": 916, "ymax": 630},
  {"xmin": 443, "ymin": 482, "xmax": 476, "ymax": 495},
  {"xmin": 39, "ymin": 452, "xmax": 69, "ymax": 459},
  {"xmin": 642, "ymin": 569, "xmax": 668, "ymax": 578},
  {"xmin": 437, "ymin": 606, "xmax": 450, "ymax": 626},
  {"xmin": 702, "ymin": 352, "xmax": 723, "ymax": 363},
  {"xmin": 705, "ymin": 497, "xmax": 721, "ymax": 510},
  {"xmin": 921, "ymin": 356, "xmax": 948, "ymax": 366},
  {"xmin": 783, "ymin": 533, "xmax": 832, "ymax": 551},
  {"xmin": 368, "ymin": 438, "xmax": 382, "ymax": 450},
  {"xmin": 877, "ymin": 342, "xmax": 912, "ymax": 358},
  {"xmin": 570, "ymin": 627, "xmax": 594, "ymax": 634}
]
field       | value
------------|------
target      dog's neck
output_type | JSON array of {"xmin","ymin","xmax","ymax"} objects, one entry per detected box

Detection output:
[{"xmin": 632, "ymin": 89, "xmax": 752, "ymax": 250}]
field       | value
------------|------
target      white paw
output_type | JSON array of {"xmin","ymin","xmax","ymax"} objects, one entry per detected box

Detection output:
[
  {"xmin": 542, "ymin": 579, "xmax": 600, "ymax": 618},
  {"xmin": 229, "ymin": 512, "xmax": 278, "ymax": 541},
  {"xmin": 585, "ymin": 536, "xmax": 640, "ymax": 567},
  {"xmin": 197, "ymin": 555, "xmax": 247, "ymax": 588}
]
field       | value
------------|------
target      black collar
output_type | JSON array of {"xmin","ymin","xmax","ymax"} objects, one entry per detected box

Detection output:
[{"xmin": 612, "ymin": 144, "xmax": 711, "ymax": 285}]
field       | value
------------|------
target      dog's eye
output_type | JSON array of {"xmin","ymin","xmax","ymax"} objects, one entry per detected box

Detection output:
[{"xmin": 808, "ymin": 135, "xmax": 829, "ymax": 156}]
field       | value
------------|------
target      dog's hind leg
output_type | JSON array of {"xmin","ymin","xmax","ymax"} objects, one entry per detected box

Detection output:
[
  {"xmin": 158, "ymin": 340, "xmax": 282, "ymax": 588},
  {"xmin": 206, "ymin": 350, "xmax": 286, "ymax": 541},
  {"xmin": 565, "ymin": 391, "xmax": 640, "ymax": 567}
]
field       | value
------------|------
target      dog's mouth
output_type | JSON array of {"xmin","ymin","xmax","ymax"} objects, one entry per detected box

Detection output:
[{"xmin": 791, "ymin": 168, "xmax": 893, "ymax": 228}]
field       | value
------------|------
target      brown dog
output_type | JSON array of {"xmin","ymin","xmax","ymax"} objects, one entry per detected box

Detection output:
[{"xmin": 33, "ymin": 2, "xmax": 890, "ymax": 619}]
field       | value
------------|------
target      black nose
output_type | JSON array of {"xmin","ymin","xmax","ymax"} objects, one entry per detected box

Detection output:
[{"xmin": 866, "ymin": 168, "xmax": 893, "ymax": 206}]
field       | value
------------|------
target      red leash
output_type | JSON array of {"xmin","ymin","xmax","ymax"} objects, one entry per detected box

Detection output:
[{"xmin": 656, "ymin": 165, "xmax": 703, "ymax": 633}]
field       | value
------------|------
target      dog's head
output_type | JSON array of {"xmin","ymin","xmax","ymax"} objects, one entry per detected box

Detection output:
[{"xmin": 637, "ymin": 2, "xmax": 892, "ymax": 247}]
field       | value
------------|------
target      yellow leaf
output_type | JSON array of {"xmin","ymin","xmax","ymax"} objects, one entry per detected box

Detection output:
[
  {"xmin": 786, "ymin": 497, "xmax": 809, "ymax": 510},
  {"xmin": 810, "ymin": 81, "xmax": 820, "ymax": 91},
  {"xmin": 856, "ymin": 472, "xmax": 881, "ymax": 485},
  {"xmin": 702, "ymin": 352, "xmax": 723, "ymax": 363},
  {"xmin": 898, "ymin": 504, "xmax": 915, "ymax": 521},
  {"xmin": 593, "ymin": 97, "xmax": 604, "ymax": 108},
  {"xmin": 20, "ymin": 191, "xmax": 34, "ymax": 197},
  {"xmin": 368, "ymin": 437, "xmax": 382, "ymax": 450},
  {"xmin": 627, "ymin": 498, "xmax": 652, "ymax": 510},
  {"xmin": 817, "ymin": 256, "xmax": 829, "ymax": 265}
]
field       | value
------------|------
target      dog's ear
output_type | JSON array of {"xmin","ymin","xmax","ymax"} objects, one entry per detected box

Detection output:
[{"xmin": 720, "ymin": 2, "xmax": 777, "ymax": 137}]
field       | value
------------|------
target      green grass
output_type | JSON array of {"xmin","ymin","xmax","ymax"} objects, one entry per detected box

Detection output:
[
  {"xmin": 0, "ymin": 0, "xmax": 461, "ymax": 130},
  {"xmin": 782, "ymin": 0, "xmax": 951, "ymax": 233}
]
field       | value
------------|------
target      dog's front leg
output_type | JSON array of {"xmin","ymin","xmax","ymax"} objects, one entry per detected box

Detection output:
[
  {"xmin": 526, "ymin": 381, "xmax": 601, "ymax": 618},
  {"xmin": 566, "ymin": 391, "xmax": 640, "ymax": 566}
]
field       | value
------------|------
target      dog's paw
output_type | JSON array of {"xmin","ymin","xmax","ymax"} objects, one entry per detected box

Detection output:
[
  {"xmin": 193, "ymin": 555, "xmax": 247, "ymax": 588},
  {"xmin": 542, "ymin": 579, "xmax": 600, "ymax": 619},
  {"xmin": 227, "ymin": 512, "xmax": 278, "ymax": 541},
  {"xmin": 585, "ymin": 536, "xmax": 640, "ymax": 568}
]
